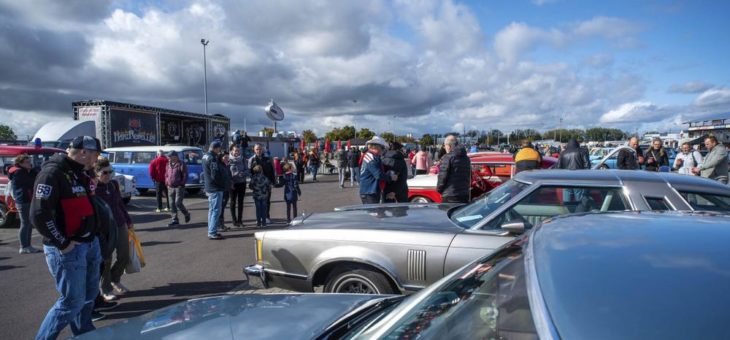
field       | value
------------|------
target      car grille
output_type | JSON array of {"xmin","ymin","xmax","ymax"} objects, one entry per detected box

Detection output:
[{"xmin": 407, "ymin": 249, "xmax": 426, "ymax": 282}]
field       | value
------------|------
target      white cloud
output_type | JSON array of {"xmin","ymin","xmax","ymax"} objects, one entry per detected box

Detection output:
[
  {"xmin": 669, "ymin": 81, "xmax": 714, "ymax": 94},
  {"xmin": 600, "ymin": 102, "xmax": 662, "ymax": 124},
  {"xmin": 694, "ymin": 88, "xmax": 730, "ymax": 107}
]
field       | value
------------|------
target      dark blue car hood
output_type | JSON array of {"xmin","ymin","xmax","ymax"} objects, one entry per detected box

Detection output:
[{"xmin": 78, "ymin": 294, "xmax": 383, "ymax": 339}]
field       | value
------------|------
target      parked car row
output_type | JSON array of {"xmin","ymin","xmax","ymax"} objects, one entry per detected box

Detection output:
[
  {"xmin": 245, "ymin": 169, "xmax": 730, "ymax": 295},
  {"xmin": 85, "ymin": 211, "xmax": 730, "ymax": 339}
]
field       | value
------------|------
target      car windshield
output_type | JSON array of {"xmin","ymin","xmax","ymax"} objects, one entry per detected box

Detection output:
[
  {"xmin": 589, "ymin": 148, "xmax": 607, "ymax": 157},
  {"xmin": 354, "ymin": 243, "xmax": 536, "ymax": 339},
  {"xmin": 450, "ymin": 180, "xmax": 530, "ymax": 228}
]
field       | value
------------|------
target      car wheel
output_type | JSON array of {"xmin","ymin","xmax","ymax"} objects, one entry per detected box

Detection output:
[
  {"xmin": 186, "ymin": 188, "xmax": 201, "ymax": 195},
  {"xmin": 410, "ymin": 196, "xmax": 432, "ymax": 203},
  {"xmin": 324, "ymin": 266, "xmax": 396, "ymax": 295},
  {"xmin": 599, "ymin": 164, "xmax": 609, "ymax": 170},
  {"xmin": 0, "ymin": 203, "xmax": 18, "ymax": 228},
  {"xmin": 137, "ymin": 188, "xmax": 149, "ymax": 195},
  {"xmin": 122, "ymin": 197, "xmax": 131, "ymax": 205}
]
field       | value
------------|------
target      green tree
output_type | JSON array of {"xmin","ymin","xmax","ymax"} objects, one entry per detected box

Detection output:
[
  {"xmin": 302, "ymin": 129, "xmax": 318, "ymax": 143},
  {"xmin": 380, "ymin": 131, "xmax": 396, "ymax": 143},
  {"xmin": 340, "ymin": 125, "xmax": 356, "ymax": 140},
  {"xmin": 420, "ymin": 134, "xmax": 435, "ymax": 146},
  {"xmin": 396, "ymin": 135, "xmax": 416, "ymax": 144},
  {"xmin": 356, "ymin": 128, "xmax": 375, "ymax": 140},
  {"xmin": 261, "ymin": 127, "xmax": 274, "ymax": 137},
  {"xmin": 0, "ymin": 124, "xmax": 17, "ymax": 140},
  {"xmin": 465, "ymin": 129, "xmax": 479, "ymax": 138}
]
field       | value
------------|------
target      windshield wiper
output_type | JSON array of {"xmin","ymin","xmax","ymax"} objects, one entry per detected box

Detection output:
[{"xmin": 316, "ymin": 296, "xmax": 405, "ymax": 340}]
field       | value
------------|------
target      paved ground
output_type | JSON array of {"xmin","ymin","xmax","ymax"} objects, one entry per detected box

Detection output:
[{"xmin": 0, "ymin": 173, "xmax": 360, "ymax": 339}]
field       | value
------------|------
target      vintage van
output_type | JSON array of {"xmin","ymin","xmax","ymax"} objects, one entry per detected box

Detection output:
[{"xmin": 104, "ymin": 146, "xmax": 205, "ymax": 194}]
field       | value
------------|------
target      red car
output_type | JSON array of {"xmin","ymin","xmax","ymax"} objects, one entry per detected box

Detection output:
[
  {"xmin": 407, "ymin": 152, "xmax": 557, "ymax": 203},
  {"xmin": 0, "ymin": 145, "xmax": 66, "ymax": 228}
]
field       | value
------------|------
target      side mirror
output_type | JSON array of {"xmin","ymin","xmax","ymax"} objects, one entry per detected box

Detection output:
[{"xmin": 501, "ymin": 220, "xmax": 526, "ymax": 234}]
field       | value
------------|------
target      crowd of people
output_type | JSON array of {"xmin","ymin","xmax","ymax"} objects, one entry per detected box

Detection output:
[{"xmin": 6, "ymin": 129, "xmax": 729, "ymax": 339}]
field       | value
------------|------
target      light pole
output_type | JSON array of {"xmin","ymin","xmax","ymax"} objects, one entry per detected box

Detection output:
[
  {"xmin": 559, "ymin": 117, "xmax": 563, "ymax": 143},
  {"xmin": 200, "ymin": 38, "xmax": 209, "ymax": 115}
]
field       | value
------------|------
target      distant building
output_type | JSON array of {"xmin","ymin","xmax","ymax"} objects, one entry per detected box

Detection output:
[
  {"xmin": 685, "ymin": 117, "xmax": 730, "ymax": 145},
  {"xmin": 642, "ymin": 133, "xmax": 681, "ymax": 149}
]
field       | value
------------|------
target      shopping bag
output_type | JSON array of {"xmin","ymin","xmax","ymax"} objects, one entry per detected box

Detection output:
[
  {"xmin": 125, "ymin": 228, "xmax": 146, "ymax": 274},
  {"xmin": 130, "ymin": 228, "xmax": 146, "ymax": 267},
  {"xmin": 126, "ymin": 238, "xmax": 141, "ymax": 274}
]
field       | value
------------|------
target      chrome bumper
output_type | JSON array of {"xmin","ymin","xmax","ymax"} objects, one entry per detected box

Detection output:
[{"xmin": 243, "ymin": 264, "xmax": 268, "ymax": 288}]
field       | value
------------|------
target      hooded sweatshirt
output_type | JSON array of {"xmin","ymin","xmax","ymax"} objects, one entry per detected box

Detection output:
[
  {"xmin": 228, "ymin": 154, "xmax": 249, "ymax": 184},
  {"xmin": 31, "ymin": 154, "xmax": 97, "ymax": 249},
  {"xmin": 558, "ymin": 139, "xmax": 590, "ymax": 170}
]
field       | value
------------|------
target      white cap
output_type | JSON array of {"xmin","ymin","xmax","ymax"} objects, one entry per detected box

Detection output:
[{"xmin": 366, "ymin": 136, "xmax": 388, "ymax": 148}]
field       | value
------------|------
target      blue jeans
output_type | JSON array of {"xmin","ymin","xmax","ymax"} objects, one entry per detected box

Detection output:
[
  {"xmin": 350, "ymin": 167, "xmax": 359, "ymax": 186},
  {"xmin": 206, "ymin": 191, "xmax": 223, "ymax": 236},
  {"xmin": 17, "ymin": 203, "xmax": 33, "ymax": 248},
  {"xmin": 563, "ymin": 188, "xmax": 585, "ymax": 202},
  {"xmin": 37, "ymin": 237, "xmax": 102, "ymax": 340},
  {"xmin": 254, "ymin": 198, "xmax": 268, "ymax": 225},
  {"xmin": 309, "ymin": 166, "xmax": 319, "ymax": 180}
]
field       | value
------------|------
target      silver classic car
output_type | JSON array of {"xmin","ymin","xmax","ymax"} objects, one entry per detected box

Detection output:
[{"xmin": 245, "ymin": 170, "xmax": 730, "ymax": 295}]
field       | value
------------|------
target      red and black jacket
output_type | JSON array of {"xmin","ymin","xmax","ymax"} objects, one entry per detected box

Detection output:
[{"xmin": 30, "ymin": 154, "xmax": 97, "ymax": 250}]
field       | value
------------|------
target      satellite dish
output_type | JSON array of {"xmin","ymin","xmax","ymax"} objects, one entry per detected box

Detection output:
[{"xmin": 265, "ymin": 100, "xmax": 284, "ymax": 121}]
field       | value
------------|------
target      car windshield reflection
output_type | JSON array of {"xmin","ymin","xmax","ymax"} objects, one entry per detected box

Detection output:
[{"xmin": 450, "ymin": 180, "xmax": 530, "ymax": 228}]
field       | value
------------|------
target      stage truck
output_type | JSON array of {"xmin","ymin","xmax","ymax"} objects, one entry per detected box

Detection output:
[{"xmin": 60, "ymin": 100, "xmax": 231, "ymax": 150}]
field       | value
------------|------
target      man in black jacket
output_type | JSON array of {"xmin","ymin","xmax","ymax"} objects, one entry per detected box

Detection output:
[
  {"xmin": 437, "ymin": 135, "xmax": 471, "ymax": 203},
  {"xmin": 347, "ymin": 146, "xmax": 361, "ymax": 187},
  {"xmin": 383, "ymin": 141, "xmax": 409, "ymax": 202},
  {"xmin": 558, "ymin": 139, "xmax": 591, "ymax": 170},
  {"xmin": 617, "ymin": 137, "xmax": 643, "ymax": 170},
  {"xmin": 203, "ymin": 141, "xmax": 226, "ymax": 240},
  {"xmin": 249, "ymin": 143, "xmax": 275, "ymax": 222},
  {"xmin": 33, "ymin": 136, "xmax": 103, "ymax": 339}
]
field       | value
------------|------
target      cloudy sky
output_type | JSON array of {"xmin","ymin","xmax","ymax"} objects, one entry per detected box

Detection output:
[{"xmin": 1, "ymin": 0, "xmax": 729, "ymax": 138}]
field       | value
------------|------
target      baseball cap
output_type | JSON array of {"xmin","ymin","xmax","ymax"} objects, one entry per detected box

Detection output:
[
  {"xmin": 167, "ymin": 150, "xmax": 179, "ymax": 158},
  {"xmin": 210, "ymin": 140, "xmax": 222, "ymax": 149},
  {"xmin": 70, "ymin": 136, "xmax": 101, "ymax": 151},
  {"xmin": 366, "ymin": 136, "xmax": 388, "ymax": 148}
]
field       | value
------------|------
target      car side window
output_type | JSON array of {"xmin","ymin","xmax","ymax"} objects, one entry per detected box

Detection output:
[
  {"xmin": 114, "ymin": 152, "xmax": 132, "ymax": 164},
  {"xmin": 678, "ymin": 192, "xmax": 730, "ymax": 212},
  {"xmin": 645, "ymin": 197, "xmax": 671, "ymax": 211},
  {"xmin": 183, "ymin": 151, "xmax": 202, "ymax": 165},
  {"xmin": 482, "ymin": 186, "xmax": 628, "ymax": 230},
  {"xmin": 132, "ymin": 152, "xmax": 155, "ymax": 164}
]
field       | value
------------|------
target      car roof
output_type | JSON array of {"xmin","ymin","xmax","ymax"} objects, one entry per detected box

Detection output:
[
  {"xmin": 104, "ymin": 145, "xmax": 204, "ymax": 152},
  {"xmin": 514, "ymin": 169, "xmax": 730, "ymax": 193},
  {"xmin": 532, "ymin": 211, "xmax": 730, "ymax": 339},
  {"xmin": 0, "ymin": 145, "xmax": 66, "ymax": 155}
]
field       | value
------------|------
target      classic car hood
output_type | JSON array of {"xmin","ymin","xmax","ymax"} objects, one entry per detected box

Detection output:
[
  {"xmin": 78, "ymin": 294, "xmax": 383, "ymax": 340},
  {"xmin": 294, "ymin": 204, "xmax": 464, "ymax": 233}
]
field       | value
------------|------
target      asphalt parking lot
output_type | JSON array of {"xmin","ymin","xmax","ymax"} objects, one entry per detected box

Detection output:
[{"xmin": 0, "ymin": 173, "xmax": 360, "ymax": 339}]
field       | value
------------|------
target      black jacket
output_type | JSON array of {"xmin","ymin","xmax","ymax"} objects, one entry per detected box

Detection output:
[
  {"xmin": 382, "ymin": 150, "xmax": 409, "ymax": 202},
  {"xmin": 558, "ymin": 139, "xmax": 591, "ymax": 170},
  {"xmin": 202, "ymin": 151, "xmax": 226, "ymax": 192},
  {"xmin": 249, "ymin": 154, "xmax": 275, "ymax": 183},
  {"xmin": 8, "ymin": 166, "xmax": 38, "ymax": 205},
  {"xmin": 347, "ymin": 149, "xmax": 361, "ymax": 168},
  {"xmin": 30, "ymin": 154, "xmax": 97, "ymax": 250},
  {"xmin": 437, "ymin": 146, "xmax": 471, "ymax": 199},
  {"xmin": 644, "ymin": 147, "xmax": 669, "ymax": 172},
  {"xmin": 617, "ymin": 146, "xmax": 642, "ymax": 170}
]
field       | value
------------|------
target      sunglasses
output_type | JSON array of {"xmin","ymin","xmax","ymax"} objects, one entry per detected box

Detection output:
[{"xmin": 100, "ymin": 170, "xmax": 113, "ymax": 175}]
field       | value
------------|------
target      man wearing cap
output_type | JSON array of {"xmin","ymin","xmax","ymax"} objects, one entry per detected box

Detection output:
[
  {"xmin": 359, "ymin": 136, "xmax": 397, "ymax": 204},
  {"xmin": 202, "ymin": 141, "xmax": 226, "ymax": 240},
  {"xmin": 165, "ymin": 151, "xmax": 190, "ymax": 226},
  {"xmin": 32, "ymin": 136, "xmax": 103, "ymax": 339},
  {"xmin": 148, "ymin": 150, "xmax": 170, "ymax": 213}
]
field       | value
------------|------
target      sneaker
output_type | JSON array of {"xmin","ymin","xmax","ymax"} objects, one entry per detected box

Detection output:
[
  {"xmin": 208, "ymin": 234, "xmax": 224, "ymax": 240},
  {"xmin": 155, "ymin": 208, "xmax": 162, "ymax": 213},
  {"xmin": 168, "ymin": 220, "xmax": 180, "ymax": 227},
  {"xmin": 111, "ymin": 282, "xmax": 130, "ymax": 295},
  {"xmin": 95, "ymin": 300, "xmax": 119, "ymax": 311},
  {"xmin": 266, "ymin": 218, "xmax": 272, "ymax": 224},
  {"xmin": 19, "ymin": 247, "xmax": 41, "ymax": 254},
  {"xmin": 256, "ymin": 222, "xmax": 261, "ymax": 227},
  {"xmin": 163, "ymin": 207, "xmax": 170, "ymax": 212},
  {"xmin": 91, "ymin": 311, "xmax": 106, "ymax": 322},
  {"xmin": 233, "ymin": 221, "xmax": 241, "ymax": 227},
  {"xmin": 102, "ymin": 293, "xmax": 118, "ymax": 302},
  {"xmin": 184, "ymin": 213, "xmax": 191, "ymax": 223}
]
